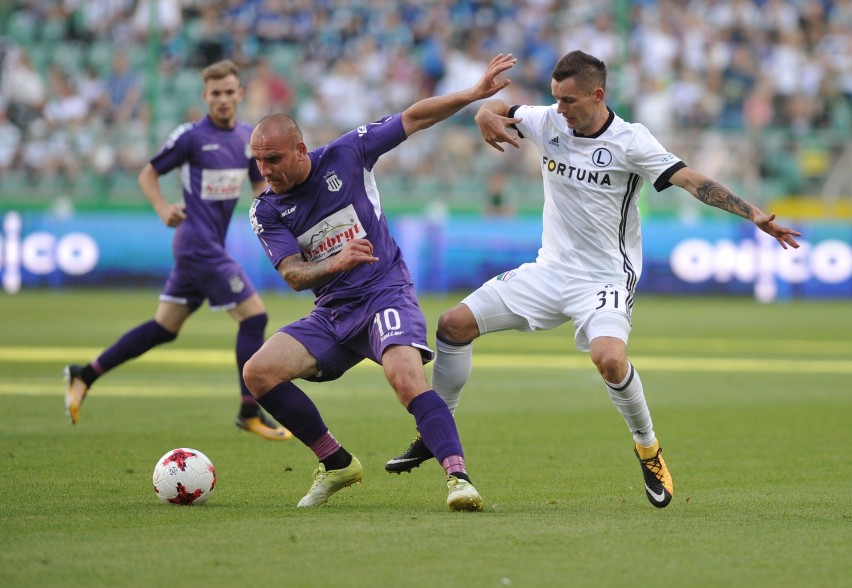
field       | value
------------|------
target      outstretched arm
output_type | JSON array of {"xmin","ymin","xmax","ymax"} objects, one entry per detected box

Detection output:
[
  {"xmin": 670, "ymin": 167, "xmax": 802, "ymax": 249},
  {"xmin": 400, "ymin": 53, "xmax": 515, "ymax": 137}
]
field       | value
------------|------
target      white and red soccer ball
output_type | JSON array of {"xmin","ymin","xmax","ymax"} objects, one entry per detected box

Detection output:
[{"xmin": 152, "ymin": 448, "xmax": 216, "ymax": 505}]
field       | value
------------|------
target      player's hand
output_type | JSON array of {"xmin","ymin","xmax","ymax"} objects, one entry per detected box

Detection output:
[
  {"xmin": 476, "ymin": 108, "xmax": 522, "ymax": 152},
  {"xmin": 328, "ymin": 238, "xmax": 379, "ymax": 272},
  {"xmin": 158, "ymin": 203, "xmax": 186, "ymax": 227},
  {"xmin": 472, "ymin": 53, "xmax": 516, "ymax": 101},
  {"xmin": 754, "ymin": 212, "xmax": 801, "ymax": 249}
]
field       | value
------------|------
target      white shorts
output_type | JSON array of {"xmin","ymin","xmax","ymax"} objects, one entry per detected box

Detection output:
[{"xmin": 461, "ymin": 262, "xmax": 633, "ymax": 352}]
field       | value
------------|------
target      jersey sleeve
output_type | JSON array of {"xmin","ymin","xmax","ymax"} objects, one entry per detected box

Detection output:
[
  {"xmin": 149, "ymin": 122, "xmax": 193, "ymax": 175},
  {"xmin": 508, "ymin": 104, "xmax": 549, "ymax": 150},
  {"xmin": 348, "ymin": 113, "xmax": 407, "ymax": 170},
  {"xmin": 249, "ymin": 198, "xmax": 301, "ymax": 269},
  {"xmin": 625, "ymin": 124, "xmax": 685, "ymax": 192}
]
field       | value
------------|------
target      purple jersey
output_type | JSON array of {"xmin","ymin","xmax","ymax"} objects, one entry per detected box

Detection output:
[
  {"xmin": 249, "ymin": 114, "xmax": 412, "ymax": 307},
  {"xmin": 151, "ymin": 115, "xmax": 263, "ymax": 261}
]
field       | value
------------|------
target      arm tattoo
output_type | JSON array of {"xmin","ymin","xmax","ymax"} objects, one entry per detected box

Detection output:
[
  {"xmin": 695, "ymin": 181, "xmax": 753, "ymax": 220},
  {"xmin": 278, "ymin": 254, "xmax": 333, "ymax": 291}
]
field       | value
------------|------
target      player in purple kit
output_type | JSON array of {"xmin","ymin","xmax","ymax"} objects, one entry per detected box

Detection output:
[
  {"xmin": 64, "ymin": 60, "xmax": 291, "ymax": 442},
  {"xmin": 243, "ymin": 53, "xmax": 517, "ymax": 510}
]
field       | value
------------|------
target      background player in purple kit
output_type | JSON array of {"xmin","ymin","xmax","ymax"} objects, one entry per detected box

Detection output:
[
  {"xmin": 64, "ymin": 60, "xmax": 291, "ymax": 442},
  {"xmin": 242, "ymin": 53, "xmax": 517, "ymax": 511}
]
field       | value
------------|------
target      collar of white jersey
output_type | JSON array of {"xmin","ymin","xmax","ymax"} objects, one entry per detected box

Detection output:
[{"xmin": 572, "ymin": 107, "xmax": 615, "ymax": 139}]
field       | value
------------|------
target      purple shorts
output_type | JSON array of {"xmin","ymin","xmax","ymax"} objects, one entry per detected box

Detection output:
[
  {"xmin": 280, "ymin": 285, "xmax": 434, "ymax": 382},
  {"xmin": 160, "ymin": 255, "xmax": 256, "ymax": 312}
]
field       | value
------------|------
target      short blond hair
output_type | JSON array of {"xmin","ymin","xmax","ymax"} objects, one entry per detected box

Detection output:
[{"xmin": 201, "ymin": 59, "xmax": 240, "ymax": 84}]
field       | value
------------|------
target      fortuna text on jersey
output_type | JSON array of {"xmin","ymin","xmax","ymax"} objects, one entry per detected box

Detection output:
[{"xmin": 542, "ymin": 155, "xmax": 612, "ymax": 186}]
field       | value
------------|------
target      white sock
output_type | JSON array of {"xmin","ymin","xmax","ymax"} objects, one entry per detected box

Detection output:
[
  {"xmin": 431, "ymin": 338, "xmax": 473, "ymax": 414},
  {"xmin": 605, "ymin": 362, "xmax": 655, "ymax": 446}
]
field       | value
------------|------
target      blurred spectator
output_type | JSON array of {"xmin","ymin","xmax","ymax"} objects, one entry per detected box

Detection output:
[
  {"xmin": 436, "ymin": 33, "xmax": 492, "ymax": 117},
  {"xmin": 0, "ymin": 110, "xmax": 22, "ymax": 176},
  {"xmin": 379, "ymin": 45, "xmax": 423, "ymax": 113},
  {"xmin": 222, "ymin": 0, "xmax": 260, "ymax": 33},
  {"xmin": 254, "ymin": 0, "xmax": 292, "ymax": 46},
  {"xmin": 370, "ymin": 9, "xmax": 414, "ymax": 49},
  {"xmin": 114, "ymin": 103, "xmax": 150, "ymax": 173},
  {"xmin": 101, "ymin": 52, "xmax": 142, "ymax": 124},
  {"xmin": 78, "ymin": 64, "xmax": 107, "ymax": 110},
  {"xmin": 20, "ymin": 118, "xmax": 54, "ymax": 184},
  {"xmin": 744, "ymin": 78, "xmax": 776, "ymax": 130},
  {"xmin": 131, "ymin": 0, "xmax": 183, "ymax": 41},
  {"xmin": 242, "ymin": 57, "xmax": 295, "ymax": 122},
  {"xmin": 563, "ymin": 12, "xmax": 622, "ymax": 69},
  {"xmin": 633, "ymin": 75, "xmax": 676, "ymax": 133},
  {"xmin": 717, "ymin": 43, "xmax": 758, "ymax": 129},
  {"xmin": 189, "ymin": 3, "xmax": 228, "ymax": 67},
  {"xmin": 44, "ymin": 67, "xmax": 88, "ymax": 128},
  {"xmin": 294, "ymin": 85, "xmax": 338, "ymax": 147},
  {"xmin": 412, "ymin": 19, "xmax": 449, "ymax": 95},
  {"xmin": 225, "ymin": 21, "xmax": 261, "ymax": 69},
  {"xmin": 1, "ymin": 46, "xmax": 46, "ymax": 128},
  {"xmin": 32, "ymin": 66, "xmax": 92, "ymax": 188},
  {"xmin": 315, "ymin": 56, "xmax": 370, "ymax": 129},
  {"xmin": 65, "ymin": 0, "xmax": 134, "ymax": 43},
  {"xmin": 483, "ymin": 173, "xmax": 517, "ymax": 217},
  {"xmin": 670, "ymin": 64, "xmax": 713, "ymax": 128},
  {"xmin": 130, "ymin": 0, "xmax": 186, "ymax": 75}
]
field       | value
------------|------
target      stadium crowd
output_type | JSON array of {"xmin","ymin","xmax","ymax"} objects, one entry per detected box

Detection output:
[{"xmin": 1, "ymin": 0, "xmax": 850, "ymax": 210}]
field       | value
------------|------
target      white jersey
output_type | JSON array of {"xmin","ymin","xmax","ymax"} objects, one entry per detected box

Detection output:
[{"xmin": 512, "ymin": 104, "xmax": 685, "ymax": 290}]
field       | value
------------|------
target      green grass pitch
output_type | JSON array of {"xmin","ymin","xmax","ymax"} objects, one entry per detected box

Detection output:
[{"xmin": 1, "ymin": 289, "xmax": 850, "ymax": 587}]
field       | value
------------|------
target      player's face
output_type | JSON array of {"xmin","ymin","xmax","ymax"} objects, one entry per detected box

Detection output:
[
  {"xmin": 251, "ymin": 131, "xmax": 309, "ymax": 193},
  {"xmin": 552, "ymin": 77, "xmax": 605, "ymax": 135},
  {"xmin": 203, "ymin": 74, "xmax": 243, "ymax": 129}
]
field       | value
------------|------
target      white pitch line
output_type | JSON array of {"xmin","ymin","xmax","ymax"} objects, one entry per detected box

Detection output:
[{"xmin": 1, "ymin": 346, "xmax": 851, "ymax": 374}]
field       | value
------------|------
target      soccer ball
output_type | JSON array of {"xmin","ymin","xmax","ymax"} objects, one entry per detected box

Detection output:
[{"xmin": 152, "ymin": 448, "xmax": 217, "ymax": 505}]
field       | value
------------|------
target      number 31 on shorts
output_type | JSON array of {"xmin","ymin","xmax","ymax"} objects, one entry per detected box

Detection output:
[{"xmin": 595, "ymin": 284, "xmax": 623, "ymax": 310}]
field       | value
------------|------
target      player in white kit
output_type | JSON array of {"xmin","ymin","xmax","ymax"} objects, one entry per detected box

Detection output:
[{"xmin": 386, "ymin": 50, "xmax": 801, "ymax": 508}]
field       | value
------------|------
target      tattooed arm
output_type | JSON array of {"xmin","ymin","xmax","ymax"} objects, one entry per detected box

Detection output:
[
  {"xmin": 670, "ymin": 167, "xmax": 801, "ymax": 249},
  {"xmin": 276, "ymin": 238, "xmax": 378, "ymax": 291}
]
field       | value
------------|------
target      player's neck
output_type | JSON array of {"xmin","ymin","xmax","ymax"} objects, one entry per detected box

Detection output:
[
  {"xmin": 208, "ymin": 114, "xmax": 237, "ymax": 130},
  {"xmin": 575, "ymin": 106, "xmax": 611, "ymax": 138}
]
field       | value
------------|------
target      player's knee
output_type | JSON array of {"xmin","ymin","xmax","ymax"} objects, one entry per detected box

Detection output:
[
  {"xmin": 436, "ymin": 307, "xmax": 478, "ymax": 343},
  {"xmin": 590, "ymin": 349, "xmax": 626, "ymax": 382},
  {"xmin": 241, "ymin": 360, "xmax": 260, "ymax": 398},
  {"xmin": 387, "ymin": 374, "xmax": 423, "ymax": 405},
  {"xmin": 242, "ymin": 355, "xmax": 271, "ymax": 398}
]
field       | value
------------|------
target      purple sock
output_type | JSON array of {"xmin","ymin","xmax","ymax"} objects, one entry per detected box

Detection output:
[
  {"xmin": 407, "ymin": 390, "xmax": 464, "ymax": 466},
  {"xmin": 236, "ymin": 313, "xmax": 267, "ymax": 404},
  {"xmin": 92, "ymin": 320, "xmax": 176, "ymax": 378},
  {"xmin": 255, "ymin": 381, "xmax": 329, "ymax": 446},
  {"xmin": 310, "ymin": 431, "xmax": 342, "ymax": 461}
]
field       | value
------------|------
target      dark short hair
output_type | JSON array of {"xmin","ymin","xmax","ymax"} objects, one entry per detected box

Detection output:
[
  {"xmin": 551, "ymin": 50, "xmax": 606, "ymax": 91},
  {"xmin": 201, "ymin": 59, "xmax": 240, "ymax": 84}
]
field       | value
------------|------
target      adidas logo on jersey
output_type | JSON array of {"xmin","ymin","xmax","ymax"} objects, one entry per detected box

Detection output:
[{"xmin": 548, "ymin": 137, "xmax": 559, "ymax": 146}]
